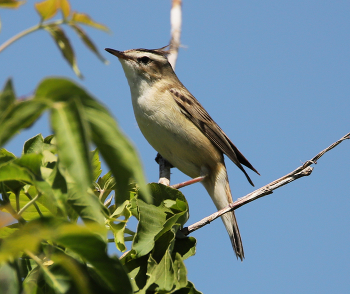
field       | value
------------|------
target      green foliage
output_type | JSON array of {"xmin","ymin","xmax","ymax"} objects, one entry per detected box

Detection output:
[
  {"xmin": 0, "ymin": 1, "xmax": 202, "ymax": 292},
  {"xmin": 0, "ymin": 78, "xmax": 201, "ymax": 293}
]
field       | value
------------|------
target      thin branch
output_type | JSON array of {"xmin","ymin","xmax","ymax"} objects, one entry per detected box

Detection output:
[
  {"xmin": 0, "ymin": 20, "xmax": 65, "ymax": 53},
  {"xmin": 157, "ymin": 0, "xmax": 183, "ymax": 185},
  {"xmin": 181, "ymin": 132, "xmax": 350, "ymax": 236},
  {"xmin": 168, "ymin": 0, "xmax": 182, "ymax": 69}
]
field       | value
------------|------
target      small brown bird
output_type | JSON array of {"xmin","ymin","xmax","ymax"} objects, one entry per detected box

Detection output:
[{"xmin": 105, "ymin": 47, "xmax": 259, "ymax": 260}]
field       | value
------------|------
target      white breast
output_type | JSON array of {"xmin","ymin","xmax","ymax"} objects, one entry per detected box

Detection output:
[{"xmin": 128, "ymin": 79, "xmax": 219, "ymax": 178}]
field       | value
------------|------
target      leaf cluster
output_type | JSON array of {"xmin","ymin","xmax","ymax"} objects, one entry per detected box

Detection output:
[
  {"xmin": 0, "ymin": 0, "xmax": 109, "ymax": 77},
  {"xmin": 0, "ymin": 79, "xmax": 201, "ymax": 293}
]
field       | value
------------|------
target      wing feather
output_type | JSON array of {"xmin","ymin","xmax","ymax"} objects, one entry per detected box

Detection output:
[{"xmin": 169, "ymin": 88, "xmax": 259, "ymax": 186}]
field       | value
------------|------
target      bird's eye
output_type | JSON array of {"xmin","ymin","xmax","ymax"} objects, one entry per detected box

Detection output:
[{"xmin": 137, "ymin": 56, "xmax": 151, "ymax": 64}]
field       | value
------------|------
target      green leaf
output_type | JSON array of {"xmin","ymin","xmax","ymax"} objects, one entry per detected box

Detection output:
[
  {"xmin": 0, "ymin": 148, "xmax": 16, "ymax": 165},
  {"xmin": 96, "ymin": 171, "xmax": 116, "ymax": 203},
  {"xmin": 44, "ymin": 24, "xmax": 82, "ymax": 78},
  {"xmin": 0, "ymin": 79, "xmax": 15, "ymax": 119},
  {"xmin": 132, "ymin": 184, "xmax": 188, "ymax": 257},
  {"xmin": 0, "ymin": 223, "xmax": 19, "ymax": 239},
  {"xmin": 50, "ymin": 99, "xmax": 104, "ymax": 224},
  {"xmin": 34, "ymin": 0, "xmax": 59, "ymax": 21},
  {"xmin": 50, "ymin": 99, "xmax": 92, "ymax": 194},
  {"xmin": 91, "ymin": 149, "xmax": 101, "ymax": 182},
  {"xmin": 50, "ymin": 252, "xmax": 92, "ymax": 294},
  {"xmin": 0, "ymin": 99, "xmax": 47, "ymax": 147},
  {"xmin": 173, "ymin": 237, "xmax": 197, "ymax": 261},
  {"xmin": 23, "ymin": 134, "xmax": 44, "ymax": 154},
  {"xmin": 26, "ymin": 184, "xmax": 59, "ymax": 216},
  {"xmin": 0, "ymin": 161, "xmax": 33, "ymax": 184},
  {"xmin": 69, "ymin": 24, "xmax": 108, "ymax": 64},
  {"xmin": 71, "ymin": 12, "xmax": 109, "ymax": 32},
  {"xmin": 9, "ymin": 190, "xmax": 52, "ymax": 220},
  {"xmin": 145, "ymin": 251, "xmax": 175, "ymax": 292},
  {"xmin": 15, "ymin": 153, "xmax": 43, "ymax": 177},
  {"xmin": 108, "ymin": 200, "xmax": 132, "ymax": 252},
  {"xmin": 85, "ymin": 102, "xmax": 151, "ymax": 204},
  {"xmin": 22, "ymin": 267, "xmax": 44, "ymax": 294},
  {"xmin": 0, "ymin": 218, "xmax": 132, "ymax": 294},
  {"xmin": 35, "ymin": 78, "xmax": 151, "ymax": 203},
  {"xmin": 0, "ymin": 0, "xmax": 25, "ymax": 9}
]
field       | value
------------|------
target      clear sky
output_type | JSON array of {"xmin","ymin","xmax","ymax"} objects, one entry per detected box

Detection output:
[{"xmin": 1, "ymin": 1, "xmax": 349, "ymax": 293}]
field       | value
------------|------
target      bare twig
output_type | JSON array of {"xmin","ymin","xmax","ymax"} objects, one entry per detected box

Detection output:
[
  {"xmin": 181, "ymin": 132, "xmax": 350, "ymax": 236},
  {"xmin": 157, "ymin": 0, "xmax": 183, "ymax": 185}
]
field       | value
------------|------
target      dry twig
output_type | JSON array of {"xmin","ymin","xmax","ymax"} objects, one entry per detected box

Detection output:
[{"xmin": 181, "ymin": 132, "xmax": 350, "ymax": 236}]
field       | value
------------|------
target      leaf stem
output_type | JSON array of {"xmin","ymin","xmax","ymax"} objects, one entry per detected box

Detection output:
[
  {"xmin": 0, "ymin": 20, "xmax": 65, "ymax": 53},
  {"xmin": 24, "ymin": 191, "xmax": 43, "ymax": 217},
  {"xmin": 18, "ymin": 193, "xmax": 41, "ymax": 216}
]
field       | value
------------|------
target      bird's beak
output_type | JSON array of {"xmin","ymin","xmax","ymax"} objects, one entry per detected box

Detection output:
[{"xmin": 105, "ymin": 48, "xmax": 132, "ymax": 60}]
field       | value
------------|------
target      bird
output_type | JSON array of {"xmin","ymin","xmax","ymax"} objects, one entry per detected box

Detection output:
[{"xmin": 105, "ymin": 46, "xmax": 259, "ymax": 260}]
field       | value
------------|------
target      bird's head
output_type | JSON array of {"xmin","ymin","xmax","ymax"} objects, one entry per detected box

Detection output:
[{"xmin": 105, "ymin": 47, "xmax": 174, "ymax": 85}]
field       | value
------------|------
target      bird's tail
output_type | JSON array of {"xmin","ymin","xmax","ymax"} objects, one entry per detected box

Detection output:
[{"xmin": 202, "ymin": 163, "xmax": 244, "ymax": 260}]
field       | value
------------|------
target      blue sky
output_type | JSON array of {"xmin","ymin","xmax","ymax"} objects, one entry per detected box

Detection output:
[{"xmin": 1, "ymin": 1, "xmax": 349, "ymax": 293}]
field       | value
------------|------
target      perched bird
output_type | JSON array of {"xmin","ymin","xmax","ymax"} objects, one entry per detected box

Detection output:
[{"xmin": 105, "ymin": 47, "xmax": 259, "ymax": 260}]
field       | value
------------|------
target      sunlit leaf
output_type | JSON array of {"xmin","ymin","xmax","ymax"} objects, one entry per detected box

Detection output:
[
  {"xmin": 0, "ymin": 0, "xmax": 25, "ymax": 9},
  {"xmin": 23, "ymin": 134, "xmax": 44, "ymax": 154},
  {"xmin": 91, "ymin": 149, "xmax": 101, "ymax": 182},
  {"xmin": 44, "ymin": 24, "xmax": 82, "ymax": 78},
  {"xmin": 96, "ymin": 171, "xmax": 115, "ymax": 203},
  {"xmin": 35, "ymin": 0, "xmax": 59, "ymax": 21},
  {"xmin": 70, "ymin": 24, "xmax": 108, "ymax": 64},
  {"xmin": 59, "ymin": 0, "xmax": 70, "ymax": 18},
  {"xmin": 71, "ymin": 12, "xmax": 109, "ymax": 32}
]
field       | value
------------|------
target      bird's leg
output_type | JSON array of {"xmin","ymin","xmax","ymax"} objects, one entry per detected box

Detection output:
[
  {"xmin": 156, "ymin": 153, "xmax": 173, "ymax": 186},
  {"xmin": 171, "ymin": 175, "xmax": 206, "ymax": 190},
  {"xmin": 155, "ymin": 153, "xmax": 207, "ymax": 188}
]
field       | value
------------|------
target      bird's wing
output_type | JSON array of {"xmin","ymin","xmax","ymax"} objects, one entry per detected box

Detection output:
[{"xmin": 169, "ymin": 87, "xmax": 259, "ymax": 186}]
